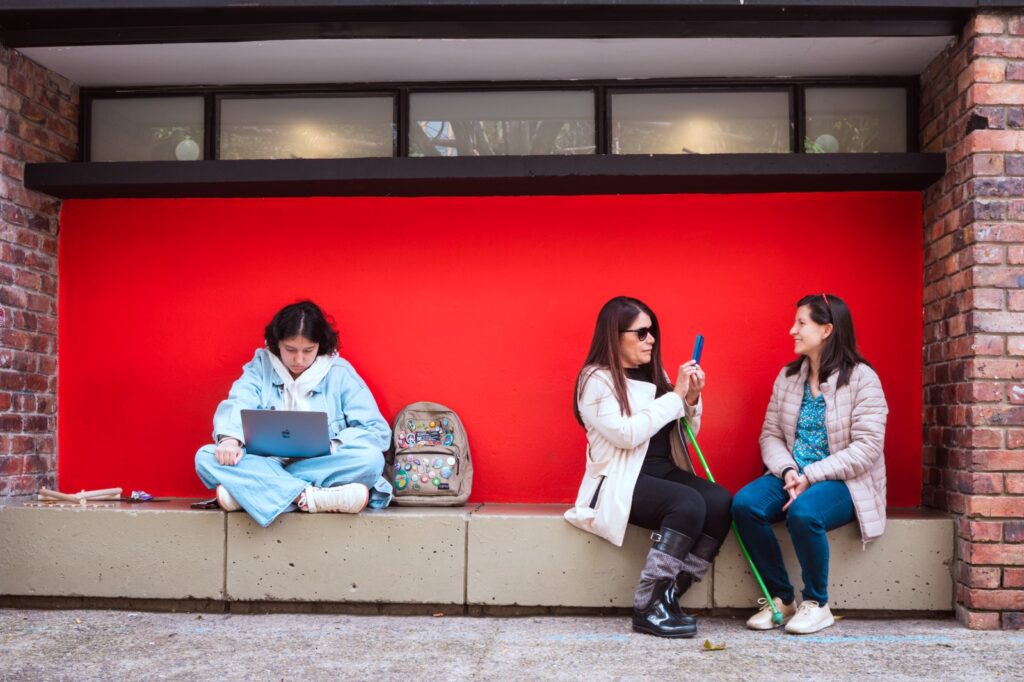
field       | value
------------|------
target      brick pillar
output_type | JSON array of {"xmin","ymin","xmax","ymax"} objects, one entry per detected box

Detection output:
[
  {"xmin": 920, "ymin": 12, "xmax": 1024, "ymax": 630},
  {"xmin": 0, "ymin": 47, "xmax": 77, "ymax": 499}
]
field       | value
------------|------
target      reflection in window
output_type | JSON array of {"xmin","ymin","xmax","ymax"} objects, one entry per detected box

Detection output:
[
  {"xmin": 611, "ymin": 92, "xmax": 791, "ymax": 154},
  {"xmin": 409, "ymin": 91, "xmax": 595, "ymax": 156},
  {"xmin": 219, "ymin": 96, "xmax": 395, "ymax": 159},
  {"xmin": 91, "ymin": 97, "xmax": 205, "ymax": 162},
  {"xmin": 804, "ymin": 88, "xmax": 907, "ymax": 153}
]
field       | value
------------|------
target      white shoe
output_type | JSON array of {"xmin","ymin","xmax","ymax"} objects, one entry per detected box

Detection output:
[
  {"xmin": 215, "ymin": 485, "xmax": 241, "ymax": 512},
  {"xmin": 746, "ymin": 597, "xmax": 797, "ymax": 630},
  {"xmin": 303, "ymin": 484, "xmax": 369, "ymax": 514},
  {"xmin": 785, "ymin": 600, "xmax": 835, "ymax": 634}
]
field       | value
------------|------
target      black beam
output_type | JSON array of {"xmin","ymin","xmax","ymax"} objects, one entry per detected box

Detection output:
[
  {"xmin": 24, "ymin": 153, "xmax": 946, "ymax": 198},
  {"xmin": 3, "ymin": 22, "xmax": 966, "ymax": 46},
  {"xmin": 0, "ymin": 1, "xmax": 984, "ymax": 10},
  {"xmin": 0, "ymin": 4, "xmax": 974, "ymax": 46}
]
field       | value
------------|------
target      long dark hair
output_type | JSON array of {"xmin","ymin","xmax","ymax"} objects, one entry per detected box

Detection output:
[
  {"xmin": 574, "ymin": 296, "xmax": 673, "ymax": 426},
  {"xmin": 264, "ymin": 300, "xmax": 339, "ymax": 357},
  {"xmin": 785, "ymin": 293, "xmax": 869, "ymax": 389}
]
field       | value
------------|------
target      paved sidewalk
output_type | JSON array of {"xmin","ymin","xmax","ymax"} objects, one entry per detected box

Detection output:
[{"xmin": 2, "ymin": 609, "xmax": 1022, "ymax": 681}]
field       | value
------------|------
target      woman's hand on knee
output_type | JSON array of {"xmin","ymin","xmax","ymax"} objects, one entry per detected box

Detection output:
[
  {"xmin": 782, "ymin": 472, "xmax": 809, "ymax": 511},
  {"xmin": 215, "ymin": 439, "xmax": 243, "ymax": 466},
  {"xmin": 783, "ymin": 469, "xmax": 800, "ymax": 489}
]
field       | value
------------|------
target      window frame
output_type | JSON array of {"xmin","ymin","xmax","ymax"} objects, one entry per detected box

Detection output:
[
  {"xmin": 606, "ymin": 84, "xmax": 796, "ymax": 155},
  {"xmin": 214, "ymin": 90, "xmax": 400, "ymax": 160},
  {"xmin": 801, "ymin": 82, "xmax": 916, "ymax": 155},
  {"xmin": 80, "ymin": 77, "xmax": 918, "ymax": 162},
  {"xmin": 83, "ymin": 91, "xmax": 210, "ymax": 162},
  {"xmin": 406, "ymin": 85, "xmax": 599, "ymax": 158}
]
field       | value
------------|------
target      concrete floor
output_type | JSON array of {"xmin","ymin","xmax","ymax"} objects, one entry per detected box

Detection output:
[{"xmin": 1, "ymin": 609, "xmax": 1022, "ymax": 681}]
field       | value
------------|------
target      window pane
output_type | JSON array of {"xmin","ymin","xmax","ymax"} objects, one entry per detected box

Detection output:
[
  {"xmin": 612, "ymin": 92, "xmax": 791, "ymax": 154},
  {"xmin": 409, "ymin": 91, "xmax": 595, "ymax": 156},
  {"xmin": 91, "ymin": 97, "xmax": 204, "ymax": 162},
  {"xmin": 219, "ymin": 97, "xmax": 395, "ymax": 159},
  {"xmin": 805, "ymin": 88, "xmax": 907, "ymax": 153}
]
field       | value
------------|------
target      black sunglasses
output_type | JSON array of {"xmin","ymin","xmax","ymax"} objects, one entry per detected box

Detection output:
[{"xmin": 621, "ymin": 326, "xmax": 654, "ymax": 341}]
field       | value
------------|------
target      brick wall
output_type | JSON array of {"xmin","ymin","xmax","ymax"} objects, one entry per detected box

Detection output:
[
  {"xmin": 0, "ymin": 47, "xmax": 77, "ymax": 499},
  {"xmin": 920, "ymin": 12, "xmax": 1024, "ymax": 630}
]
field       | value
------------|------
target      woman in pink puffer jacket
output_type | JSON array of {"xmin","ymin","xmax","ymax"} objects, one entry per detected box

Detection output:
[{"xmin": 732, "ymin": 293, "xmax": 887, "ymax": 636}]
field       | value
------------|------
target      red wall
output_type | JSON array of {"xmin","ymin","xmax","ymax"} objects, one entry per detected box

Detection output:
[{"xmin": 58, "ymin": 193, "xmax": 923, "ymax": 505}]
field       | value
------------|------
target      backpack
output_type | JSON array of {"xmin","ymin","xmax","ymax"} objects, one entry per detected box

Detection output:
[{"xmin": 385, "ymin": 401, "xmax": 472, "ymax": 506}]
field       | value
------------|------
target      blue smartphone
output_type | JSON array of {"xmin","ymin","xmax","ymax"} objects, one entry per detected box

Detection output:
[{"xmin": 692, "ymin": 334, "xmax": 705, "ymax": 364}]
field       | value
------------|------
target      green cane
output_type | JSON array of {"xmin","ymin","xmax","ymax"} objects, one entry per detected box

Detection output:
[{"xmin": 681, "ymin": 419, "xmax": 784, "ymax": 626}]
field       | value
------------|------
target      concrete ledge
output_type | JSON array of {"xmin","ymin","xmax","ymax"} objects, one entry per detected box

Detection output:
[
  {"xmin": 0, "ymin": 501, "xmax": 953, "ymax": 612},
  {"xmin": 0, "ymin": 501, "xmax": 226, "ymax": 600},
  {"xmin": 226, "ymin": 505, "xmax": 473, "ymax": 603},
  {"xmin": 467, "ymin": 504, "xmax": 711, "ymax": 609},
  {"xmin": 713, "ymin": 507, "xmax": 954, "ymax": 611}
]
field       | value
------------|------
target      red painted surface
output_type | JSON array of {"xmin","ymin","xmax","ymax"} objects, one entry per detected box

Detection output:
[{"xmin": 58, "ymin": 193, "xmax": 923, "ymax": 505}]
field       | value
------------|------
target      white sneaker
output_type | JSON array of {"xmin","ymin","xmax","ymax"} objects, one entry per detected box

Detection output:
[
  {"xmin": 746, "ymin": 597, "xmax": 797, "ymax": 630},
  {"xmin": 215, "ymin": 485, "xmax": 241, "ymax": 512},
  {"xmin": 303, "ymin": 484, "xmax": 369, "ymax": 514},
  {"xmin": 785, "ymin": 600, "xmax": 835, "ymax": 634}
]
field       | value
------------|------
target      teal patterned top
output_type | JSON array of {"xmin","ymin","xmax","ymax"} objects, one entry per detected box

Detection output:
[{"xmin": 793, "ymin": 382, "xmax": 829, "ymax": 472}]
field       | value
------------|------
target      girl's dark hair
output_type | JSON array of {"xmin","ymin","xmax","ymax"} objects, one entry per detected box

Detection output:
[
  {"xmin": 264, "ymin": 300, "xmax": 339, "ymax": 357},
  {"xmin": 785, "ymin": 293, "xmax": 869, "ymax": 389},
  {"xmin": 574, "ymin": 296, "xmax": 673, "ymax": 426}
]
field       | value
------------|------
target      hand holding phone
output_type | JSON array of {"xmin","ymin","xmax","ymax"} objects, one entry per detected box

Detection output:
[
  {"xmin": 676, "ymin": 334, "xmax": 706, "ymax": 405},
  {"xmin": 692, "ymin": 334, "xmax": 705, "ymax": 364}
]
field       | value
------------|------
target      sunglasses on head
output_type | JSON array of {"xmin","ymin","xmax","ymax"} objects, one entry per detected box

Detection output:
[{"xmin": 621, "ymin": 326, "xmax": 653, "ymax": 341}]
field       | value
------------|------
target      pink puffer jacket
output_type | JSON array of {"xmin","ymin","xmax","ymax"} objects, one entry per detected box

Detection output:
[{"xmin": 759, "ymin": 361, "xmax": 888, "ymax": 543}]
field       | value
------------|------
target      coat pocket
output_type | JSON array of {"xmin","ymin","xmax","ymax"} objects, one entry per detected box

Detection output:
[{"xmin": 588, "ymin": 475, "xmax": 607, "ymax": 510}]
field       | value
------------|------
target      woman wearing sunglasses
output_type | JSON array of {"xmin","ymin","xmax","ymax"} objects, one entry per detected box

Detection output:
[
  {"xmin": 194, "ymin": 300, "xmax": 393, "ymax": 527},
  {"xmin": 565, "ymin": 296, "xmax": 732, "ymax": 638},
  {"xmin": 732, "ymin": 293, "xmax": 887, "ymax": 634}
]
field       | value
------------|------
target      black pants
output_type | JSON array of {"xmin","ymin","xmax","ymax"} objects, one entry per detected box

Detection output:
[{"xmin": 629, "ymin": 460, "xmax": 733, "ymax": 546}]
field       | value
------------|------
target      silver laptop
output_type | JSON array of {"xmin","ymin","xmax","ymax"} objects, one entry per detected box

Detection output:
[{"xmin": 240, "ymin": 410, "xmax": 331, "ymax": 458}]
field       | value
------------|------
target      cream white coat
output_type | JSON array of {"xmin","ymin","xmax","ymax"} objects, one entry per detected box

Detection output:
[{"xmin": 564, "ymin": 367, "xmax": 702, "ymax": 546}]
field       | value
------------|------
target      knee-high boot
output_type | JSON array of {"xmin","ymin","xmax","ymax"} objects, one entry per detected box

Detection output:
[
  {"xmin": 632, "ymin": 528, "xmax": 698, "ymax": 638},
  {"xmin": 672, "ymin": 532, "xmax": 724, "ymax": 600}
]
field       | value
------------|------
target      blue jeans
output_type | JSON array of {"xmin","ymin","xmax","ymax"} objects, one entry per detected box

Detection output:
[
  {"xmin": 195, "ymin": 444, "xmax": 390, "ymax": 527},
  {"xmin": 731, "ymin": 475, "xmax": 855, "ymax": 605}
]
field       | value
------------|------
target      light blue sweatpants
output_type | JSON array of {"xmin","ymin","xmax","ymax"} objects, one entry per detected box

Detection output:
[{"xmin": 195, "ymin": 444, "xmax": 391, "ymax": 527}]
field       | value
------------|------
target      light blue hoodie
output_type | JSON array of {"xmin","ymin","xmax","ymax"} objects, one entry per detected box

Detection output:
[
  {"xmin": 196, "ymin": 349, "xmax": 394, "ymax": 522},
  {"xmin": 213, "ymin": 348, "xmax": 392, "ymax": 455}
]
